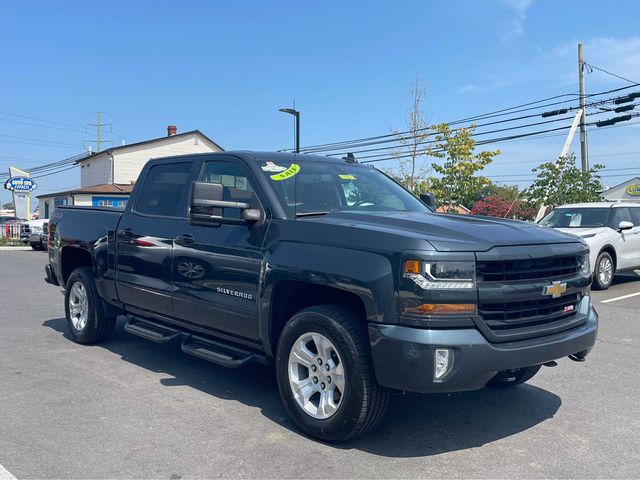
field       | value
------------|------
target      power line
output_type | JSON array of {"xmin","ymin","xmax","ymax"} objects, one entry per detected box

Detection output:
[
  {"xmin": 585, "ymin": 62, "xmax": 639, "ymax": 85},
  {"xmin": 298, "ymin": 91, "xmax": 638, "ymax": 157},
  {"xmin": 286, "ymin": 83, "xmax": 640, "ymax": 153},
  {"xmin": 360, "ymin": 113, "xmax": 640, "ymax": 164},
  {"xmin": 0, "ymin": 111, "xmax": 86, "ymax": 129},
  {"xmin": 342, "ymin": 102, "xmax": 636, "ymax": 161}
]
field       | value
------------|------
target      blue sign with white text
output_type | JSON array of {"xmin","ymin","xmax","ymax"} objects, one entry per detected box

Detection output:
[{"xmin": 4, "ymin": 177, "xmax": 37, "ymax": 192}]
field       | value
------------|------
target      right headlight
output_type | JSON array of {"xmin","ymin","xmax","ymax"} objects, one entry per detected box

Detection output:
[{"xmin": 403, "ymin": 260, "xmax": 475, "ymax": 289}]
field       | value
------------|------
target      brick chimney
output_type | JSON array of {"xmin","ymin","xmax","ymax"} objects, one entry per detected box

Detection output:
[{"xmin": 167, "ymin": 125, "xmax": 177, "ymax": 136}]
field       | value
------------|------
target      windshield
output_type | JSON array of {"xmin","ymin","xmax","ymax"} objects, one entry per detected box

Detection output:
[
  {"xmin": 258, "ymin": 160, "xmax": 430, "ymax": 216},
  {"xmin": 539, "ymin": 208, "xmax": 610, "ymax": 228}
]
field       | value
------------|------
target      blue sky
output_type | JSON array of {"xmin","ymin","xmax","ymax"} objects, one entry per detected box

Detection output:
[{"xmin": 2, "ymin": 0, "xmax": 640, "ymax": 208}]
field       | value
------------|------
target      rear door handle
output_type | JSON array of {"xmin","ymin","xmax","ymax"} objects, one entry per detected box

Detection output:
[{"xmin": 174, "ymin": 234, "xmax": 195, "ymax": 246}]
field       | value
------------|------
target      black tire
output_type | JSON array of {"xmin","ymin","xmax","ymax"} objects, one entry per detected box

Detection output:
[
  {"xmin": 30, "ymin": 243, "xmax": 42, "ymax": 251},
  {"xmin": 593, "ymin": 251, "xmax": 614, "ymax": 290},
  {"xmin": 486, "ymin": 365, "xmax": 542, "ymax": 389},
  {"xmin": 64, "ymin": 267, "xmax": 116, "ymax": 344},
  {"xmin": 276, "ymin": 305, "xmax": 390, "ymax": 443}
]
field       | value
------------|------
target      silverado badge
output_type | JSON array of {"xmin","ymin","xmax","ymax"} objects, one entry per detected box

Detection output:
[{"xmin": 543, "ymin": 281, "xmax": 567, "ymax": 299}]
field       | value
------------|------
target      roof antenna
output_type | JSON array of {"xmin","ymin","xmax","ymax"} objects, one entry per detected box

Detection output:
[{"xmin": 343, "ymin": 152, "xmax": 358, "ymax": 163}]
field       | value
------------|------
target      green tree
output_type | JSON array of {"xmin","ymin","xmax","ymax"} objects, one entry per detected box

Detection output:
[
  {"xmin": 2, "ymin": 202, "xmax": 14, "ymax": 210},
  {"xmin": 425, "ymin": 123, "xmax": 501, "ymax": 210},
  {"xmin": 525, "ymin": 153, "xmax": 604, "ymax": 208}
]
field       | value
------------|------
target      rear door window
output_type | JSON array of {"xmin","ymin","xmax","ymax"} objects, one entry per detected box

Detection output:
[{"xmin": 135, "ymin": 162, "xmax": 192, "ymax": 217}]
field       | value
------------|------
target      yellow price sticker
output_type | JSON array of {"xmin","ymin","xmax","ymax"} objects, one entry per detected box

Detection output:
[
  {"xmin": 338, "ymin": 174, "xmax": 356, "ymax": 180},
  {"xmin": 270, "ymin": 163, "xmax": 300, "ymax": 181}
]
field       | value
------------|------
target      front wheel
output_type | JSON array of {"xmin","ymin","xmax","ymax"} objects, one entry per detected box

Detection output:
[
  {"xmin": 276, "ymin": 305, "xmax": 390, "ymax": 442},
  {"xmin": 593, "ymin": 251, "xmax": 614, "ymax": 290},
  {"xmin": 486, "ymin": 365, "xmax": 542, "ymax": 389},
  {"xmin": 64, "ymin": 267, "xmax": 116, "ymax": 344}
]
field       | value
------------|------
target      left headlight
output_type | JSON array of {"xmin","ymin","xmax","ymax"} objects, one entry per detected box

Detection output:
[
  {"xmin": 578, "ymin": 253, "xmax": 590, "ymax": 276},
  {"xmin": 404, "ymin": 260, "xmax": 475, "ymax": 289}
]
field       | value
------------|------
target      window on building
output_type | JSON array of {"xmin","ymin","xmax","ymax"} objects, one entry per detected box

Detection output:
[{"xmin": 135, "ymin": 162, "xmax": 192, "ymax": 217}]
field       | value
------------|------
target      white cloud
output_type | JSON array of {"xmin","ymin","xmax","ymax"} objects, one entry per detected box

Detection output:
[
  {"xmin": 501, "ymin": 0, "xmax": 536, "ymax": 42},
  {"xmin": 457, "ymin": 79, "xmax": 511, "ymax": 94}
]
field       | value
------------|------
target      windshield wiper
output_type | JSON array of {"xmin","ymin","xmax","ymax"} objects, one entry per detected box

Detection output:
[{"xmin": 295, "ymin": 211, "xmax": 330, "ymax": 217}]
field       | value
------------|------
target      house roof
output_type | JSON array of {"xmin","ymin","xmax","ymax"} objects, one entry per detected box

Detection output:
[
  {"xmin": 74, "ymin": 130, "xmax": 223, "ymax": 164},
  {"xmin": 36, "ymin": 183, "xmax": 135, "ymax": 199}
]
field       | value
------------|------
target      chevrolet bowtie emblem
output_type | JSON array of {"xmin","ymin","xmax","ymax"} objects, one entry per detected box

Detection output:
[{"xmin": 543, "ymin": 281, "xmax": 567, "ymax": 298}]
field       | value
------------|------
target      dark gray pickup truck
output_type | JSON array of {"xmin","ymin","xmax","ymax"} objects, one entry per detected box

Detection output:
[{"xmin": 45, "ymin": 151, "xmax": 598, "ymax": 442}]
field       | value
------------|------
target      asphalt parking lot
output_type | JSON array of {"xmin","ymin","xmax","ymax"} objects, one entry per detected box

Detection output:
[{"xmin": 0, "ymin": 249, "xmax": 639, "ymax": 479}]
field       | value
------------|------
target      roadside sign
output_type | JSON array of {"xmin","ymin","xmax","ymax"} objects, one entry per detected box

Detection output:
[{"xmin": 4, "ymin": 177, "xmax": 37, "ymax": 193}]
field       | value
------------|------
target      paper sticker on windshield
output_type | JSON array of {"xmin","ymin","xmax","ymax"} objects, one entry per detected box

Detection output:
[
  {"xmin": 338, "ymin": 174, "xmax": 356, "ymax": 180},
  {"xmin": 270, "ymin": 163, "xmax": 300, "ymax": 181},
  {"xmin": 261, "ymin": 161, "xmax": 287, "ymax": 173}
]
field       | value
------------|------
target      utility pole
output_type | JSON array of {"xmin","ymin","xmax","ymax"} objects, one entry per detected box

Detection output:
[
  {"xmin": 578, "ymin": 43, "xmax": 589, "ymax": 171},
  {"xmin": 86, "ymin": 111, "xmax": 111, "ymax": 153},
  {"xmin": 96, "ymin": 111, "xmax": 101, "ymax": 153}
]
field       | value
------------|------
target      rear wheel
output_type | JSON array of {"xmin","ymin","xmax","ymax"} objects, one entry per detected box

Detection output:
[
  {"xmin": 64, "ymin": 267, "xmax": 116, "ymax": 344},
  {"xmin": 276, "ymin": 305, "xmax": 390, "ymax": 442},
  {"xmin": 593, "ymin": 251, "xmax": 614, "ymax": 290},
  {"xmin": 486, "ymin": 365, "xmax": 542, "ymax": 389}
]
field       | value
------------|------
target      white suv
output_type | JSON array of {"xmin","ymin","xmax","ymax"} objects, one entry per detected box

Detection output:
[{"xmin": 538, "ymin": 202, "xmax": 640, "ymax": 290}]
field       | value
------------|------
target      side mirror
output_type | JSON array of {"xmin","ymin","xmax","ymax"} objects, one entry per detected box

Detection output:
[
  {"xmin": 419, "ymin": 193, "xmax": 437, "ymax": 209},
  {"xmin": 190, "ymin": 181, "xmax": 260, "ymax": 225},
  {"xmin": 618, "ymin": 220, "xmax": 634, "ymax": 231}
]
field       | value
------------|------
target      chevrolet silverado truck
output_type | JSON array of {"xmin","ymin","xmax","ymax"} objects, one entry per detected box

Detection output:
[{"xmin": 45, "ymin": 151, "xmax": 598, "ymax": 442}]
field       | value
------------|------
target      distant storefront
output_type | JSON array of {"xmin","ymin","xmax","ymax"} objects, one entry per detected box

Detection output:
[{"xmin": 601, "ymin": 177, "xmax": 640, "ymax": 203}]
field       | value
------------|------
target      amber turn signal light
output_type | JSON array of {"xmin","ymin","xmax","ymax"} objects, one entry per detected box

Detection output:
[
  {"xmin": 404, "ymin": 260, "xmax": 421, "ymax": 274},
  {"xmin": 405, "ymin": 303, "xmax": 477, "ymax": 315}
]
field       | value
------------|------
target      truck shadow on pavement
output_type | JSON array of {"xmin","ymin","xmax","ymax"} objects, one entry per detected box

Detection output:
[{"xmin": 44, "ymin": 317, "xmax": 561, "ymax": 458}]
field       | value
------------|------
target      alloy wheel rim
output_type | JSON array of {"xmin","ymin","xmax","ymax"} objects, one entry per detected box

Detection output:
[
  {"xmin": 69, "ymin": 281, "xmax": 89, "ymax": 331},
  {"xmin": 287, "ymin": 332, "xmax": 346, "ymax": 420},
  {"xmin": 598, "ymin": 257, "xmax": 613, "ymax": 285}
]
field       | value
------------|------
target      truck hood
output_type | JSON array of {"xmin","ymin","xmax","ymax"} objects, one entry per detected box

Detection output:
[{"xmin": 311, "ymin": 211, "xmax": 581, "ymax": 252}]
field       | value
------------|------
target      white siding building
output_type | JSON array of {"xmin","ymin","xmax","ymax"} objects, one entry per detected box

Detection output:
[{"xmin": 37, "ymin": 126, "xmax": 223, "ymax": 218}]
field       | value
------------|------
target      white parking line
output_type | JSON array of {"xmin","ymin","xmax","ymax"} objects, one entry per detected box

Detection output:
[
  {"xmin": 0, "ymin": 464, "xmax": 16, "ymax": 480},
  {"xmin": 601, "ymin": 291, "xmax": 640, "ymax": 304}
]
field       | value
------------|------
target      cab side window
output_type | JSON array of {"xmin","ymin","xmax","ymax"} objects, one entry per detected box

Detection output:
[
  {"xmin": 630, "ymin": 208, "xmax": 640, "ymax": 226},
  {"xmin": 135, "ymin": 162, "xmax": 192, "ymax": 217},
  {"xmin": 198, "ymin": 161, "xmax": 259, "ymax": 218}
]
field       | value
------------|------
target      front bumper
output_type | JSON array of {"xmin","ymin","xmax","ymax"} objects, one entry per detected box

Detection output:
[{"xmin": 369, "ymin": 303, "xmax": 598, "ymax": 393}]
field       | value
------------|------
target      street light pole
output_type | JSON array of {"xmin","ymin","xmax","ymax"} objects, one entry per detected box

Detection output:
[{"xmin": 279, "ymin": 108, "xmax": 300, "ymax": 153}]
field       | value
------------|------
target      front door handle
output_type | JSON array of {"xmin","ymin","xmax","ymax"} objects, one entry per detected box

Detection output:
[
  {"xmin": 118, "ymin": 228, "xmax": 133, "ymax": 239},
  {"xmin": 174, "ymin": 234, "xmax": 195, "ymax": 246}
]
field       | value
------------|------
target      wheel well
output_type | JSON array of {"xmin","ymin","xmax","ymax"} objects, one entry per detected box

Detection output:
[
  {"xmin": 269, "ymin": 280, "xmax": 367, "ymax": 351},
  {"xmin": 61, "ymin": 247, "xmax": 93, "ymax": 285},
  {"xmin": 598, "ymin": 246, "xmax": 617, "ymax": 271}
]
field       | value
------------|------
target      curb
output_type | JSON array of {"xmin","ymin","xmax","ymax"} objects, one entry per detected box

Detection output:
[{"xmin": 0, "ymin": 246, "xmax": 32, "ymax": 251}]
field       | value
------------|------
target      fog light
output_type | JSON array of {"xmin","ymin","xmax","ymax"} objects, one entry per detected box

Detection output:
[{"xmin": 434, "ymin": 348, "xmax": 453, "ymax": 381}]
